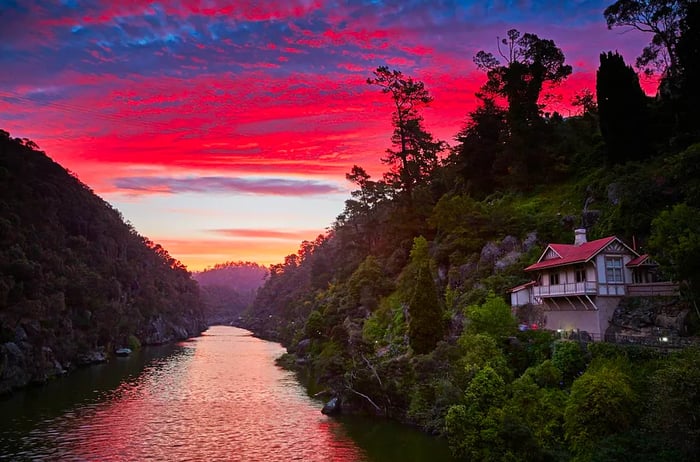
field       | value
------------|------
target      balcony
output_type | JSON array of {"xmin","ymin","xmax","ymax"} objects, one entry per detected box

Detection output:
[
  {"xmin": 533, "ymin": 282, "xmax": 597, "ymax": 298},
  {"xmin": 626, "ymin": 282, "xmax": 680, "ymax": 297}
]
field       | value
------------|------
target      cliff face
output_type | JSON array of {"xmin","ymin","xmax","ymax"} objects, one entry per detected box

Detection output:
[
  {"xmin": 606, "ymin": 297, "xmax": 696, "ymax": 346},
  {"xmin": 0, "ymin": 132, "xmax": 206, "ymax": 393}
]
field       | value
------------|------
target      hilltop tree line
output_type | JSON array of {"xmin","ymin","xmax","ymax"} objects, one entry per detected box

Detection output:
[
  {"xmin": 0, "ymin": 131, "xmax": 206, "ymax": 393},
  {"xmin": 193, "ymin": 261, "xmax": 267, "ymax": 324},
  {"xmin": 241, "ymin": 1, "xmax": 700, "ymax": 460}
]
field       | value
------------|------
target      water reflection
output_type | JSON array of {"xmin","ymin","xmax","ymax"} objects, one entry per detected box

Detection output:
[{"xmin": 0, "ymin": 326, "xmax": 453, "ymax": 461}]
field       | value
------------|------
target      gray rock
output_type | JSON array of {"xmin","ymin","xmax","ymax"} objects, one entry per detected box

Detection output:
[
  {"xmin": 14, "ymin": 326, "xmax": 27, "ymax": 343},
  {"xmin": 321, "ymin": 396, "xmax": 340, "ymax": 415},
  {"xmin": 296, "ymin": 338, "xmax": 311, "ymax": 355}
]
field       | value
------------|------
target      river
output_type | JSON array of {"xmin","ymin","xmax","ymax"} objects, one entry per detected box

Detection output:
[{"xmin": 0, "ymin": 326, "xmax": 455, "ymax": 461}]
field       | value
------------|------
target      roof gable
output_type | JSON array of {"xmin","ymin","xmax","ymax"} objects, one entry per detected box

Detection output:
[
  {"xmin": 525, "ymin": 236, "xmax": 637, "ymax": 272},
  {"xmin": 627, "ymin": 254, "xmax": 657, "ymax": 267}
]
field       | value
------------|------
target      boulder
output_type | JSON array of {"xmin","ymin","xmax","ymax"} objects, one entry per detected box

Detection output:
[{"xmin": 321, "ymin": 396, "xmax": 340, "ymax": 415}]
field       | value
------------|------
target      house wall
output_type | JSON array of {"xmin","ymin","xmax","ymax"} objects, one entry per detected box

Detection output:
[
  {"xmin": 545, "ymin": 311, "xmax": 601, "ymax": 336},
  {"xmin": 511, "ymin": 288, "xmax": 532, "ymax": 306},
  {"xmin": 539, "ymin": 263, "xmax": 596, "ymax": 287},
  {"xmin": 543, "ymin": 296, "xmax": 621, "ymax": 339},
  {"xmin": 595, "ymin": 297, "xmax": 620, "ymax": 337},
  {"xmin": 595, "ymin": 253, "xmax": 636, "ymax": 296}
]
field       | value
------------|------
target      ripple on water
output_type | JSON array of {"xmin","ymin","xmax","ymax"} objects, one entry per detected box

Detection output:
[{"xmin": 1, "ymin": 326, "xmax": 368, "ymax": 462}]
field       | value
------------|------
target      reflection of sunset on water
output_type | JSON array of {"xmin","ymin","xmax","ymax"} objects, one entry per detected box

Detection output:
[{"xmin": 14, "ymin": 327, "xmax": 367, "ymax": 461}]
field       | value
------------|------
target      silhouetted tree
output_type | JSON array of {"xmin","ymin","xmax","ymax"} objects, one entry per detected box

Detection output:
[
  {"xmin": 604, "ymin": 0, "xmax": 689, "ymax": 77},
  {"xmin": 368, "ymin": 66, "xmax": 444, "ymax": 197},
  {"xmin": 675, "ymin": 2, "xmax": 700, "ymax": 142},
  {"xmin": 474, "ymin": 29, "xmax": 572, "ymax": 189},
  {"xmin": 450, "ymin": 94, "xmax": 507, "ymax": 196},
  {"xmin": 596, "ymin": 51, "xmax": 651, "ymax": 163},
  {"xmin": 474, "ymin": 29, "xmax": 572, "ymax": 129}
]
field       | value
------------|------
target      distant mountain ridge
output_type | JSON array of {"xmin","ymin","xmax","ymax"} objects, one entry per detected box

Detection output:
[
  {"xmin": 193, "ymin": 262, "xmax": 267, "ymax": 325},
  {"xmin": 0, "ymin": 130, "xmax": 206, "ymax": 393}
]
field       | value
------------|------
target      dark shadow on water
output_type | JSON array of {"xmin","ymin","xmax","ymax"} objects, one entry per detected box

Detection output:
[{"xmin": 336, "ymin": 415, "xmax": 457, "ymax": 462}]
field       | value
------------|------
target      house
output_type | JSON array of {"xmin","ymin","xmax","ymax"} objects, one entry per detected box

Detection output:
[{"xmin": 510, "ymin": 229, "xmax": 678, "ymax": 341}]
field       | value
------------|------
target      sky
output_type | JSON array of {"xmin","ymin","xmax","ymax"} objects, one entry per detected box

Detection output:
[{"xmin": 0, "ymin": 0, "xmax": 658, "ymax": 271}]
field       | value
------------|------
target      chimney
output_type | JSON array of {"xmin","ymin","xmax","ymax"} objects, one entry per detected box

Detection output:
[{"xmin": 574, "ymin": 228, "xmax": 587, "ymax": 246}]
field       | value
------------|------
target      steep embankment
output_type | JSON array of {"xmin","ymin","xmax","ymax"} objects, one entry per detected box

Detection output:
[{"xmin": 0, "ymin": 131, "xmax": 205, "ymax": 393}]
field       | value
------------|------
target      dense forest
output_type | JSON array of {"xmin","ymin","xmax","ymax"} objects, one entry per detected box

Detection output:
[
  {"xmin": 193, "ymin": 261, "xmax": 267, "ymax": 324},
  {"xmin": 0, "ymin": 131, "xmax": 205, "ymax": 394},
  {"xmin": 240, "ymin": 1, "xmax": 700, "ymax": 460}
]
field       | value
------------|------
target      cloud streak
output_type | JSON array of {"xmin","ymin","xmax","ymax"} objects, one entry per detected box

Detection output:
[
  {"xmin": 113, "ymin": 175, "xmax": 343, "ymax": 196},
  {"xmin": 210, "ymin": 228, "xmax": 325, "ymax": 240}
]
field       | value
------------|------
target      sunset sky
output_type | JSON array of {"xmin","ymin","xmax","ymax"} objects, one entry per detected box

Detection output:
[{"xmin": 0, "ymin": 0, "xmax": 657, "ymax": 270}]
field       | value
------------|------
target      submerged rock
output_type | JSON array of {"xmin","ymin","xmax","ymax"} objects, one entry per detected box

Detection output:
[{"xmin": 321, "ymin": 396, "xmax": 340, "ymax": 415}]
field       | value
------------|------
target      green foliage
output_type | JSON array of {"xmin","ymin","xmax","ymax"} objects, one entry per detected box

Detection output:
[
  {"xmin": 645, "ymin": 348, "xmax": 700, "ymax": 457},
  {"xmin": 127, "ymin": 334, "xmax": 141, "ymax": 351},
  {"xmin": 564, "ymin": 361, "xmax": 638, "ymax": 456},
  {"xmin": 346, "ymin": 255, "xmax": 393, "ymax": 311},
  {"xmin": 0, "ymin": 134, "xmax": 205, "ymax": 391},
  {"xmin": 649, "ymin": 203, "xmax": 700, "ymax": 298},
  {"xmin": 505, "ymin": 372, "xmax": 567, "ymax": 453},
  {"xmin": 465, "ymin": 291, "xmax": 517, "ymax": 338},
  {"xmin": 458, "ymin": 333, "xmax": 512, "ymax": 384},
  {"xmin": 399, "ymin": 236, "xmax": 444, "ymax": 354},
  {"xmin": 551, "ymin": 340, "xmax": 589, "ymax": 386},
  {"xmin": 445, "ymin": 365, "xmax": 508, "ymax": 461},
  {"xmin": 304, "ymin": 310, "xmax": 324, "ymax": 339}
]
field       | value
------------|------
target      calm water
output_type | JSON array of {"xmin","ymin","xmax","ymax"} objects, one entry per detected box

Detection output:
[{"xmin": 0, "ymin": 326, "xmax": 455, "ymax": 461}]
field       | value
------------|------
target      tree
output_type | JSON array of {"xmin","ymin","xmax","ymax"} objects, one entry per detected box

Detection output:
[
  {"xmin": 604, "ymin": 0, "xmax": 688, "ymax": 77},
  {"xmin": 368, "ymin": 66, "xmax": 444, "ymax": 196},
  {"xmin": 465, "ymin": 292, "xmax": 517, "ymax": 338},
  {"xmin": 596, "ymin": 51, "xmax": 651, "ymax": 163},
  {"xmin": 473, "ymin": 29, "xmax": 572, "ymax": 189},
  {"xmin": 648, "ymin": 202, "xmax": 700, "ymax": 302},
  {"xmin": 645, "ymin": 348, "xmax": 700, "ymax": 456},
  {"xmin": 675, "ymin": 2, "xmax": 700, "ymax": 141},
  {"xmin": 342, "ymin": 165, "xmax": 390, "ymax": 254},
  {"xmin": 398, "ymin": 236, "xmax": 444, "ymax": 354},
  {"xmin": 564, "ymin": 362, "xmax": 638, "ymax": 456},
  {"xmin": 445, "ymin": 365, "xmax": 508, "ymax": 461},
  {"xmin": 449, "ymin": 94, "xmax": 507, "ymax": 196},
  {"xmin": 474, "ymin": 29, "xmax": 572, "ymax": 129}
]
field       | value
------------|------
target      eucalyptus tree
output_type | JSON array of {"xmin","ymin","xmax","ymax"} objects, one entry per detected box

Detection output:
[{"xmin": 604, "ymin": 0, "xmax": 689, "ymax": 77}]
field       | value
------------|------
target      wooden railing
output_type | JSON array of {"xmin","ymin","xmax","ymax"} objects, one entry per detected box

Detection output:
[
  {"xmin": 626, "ymin": 282, "xmax": 680, "ymax": 297},
  {"xmin": 534, "ymin": 282, "xmax": 597, "ymax": 297}
]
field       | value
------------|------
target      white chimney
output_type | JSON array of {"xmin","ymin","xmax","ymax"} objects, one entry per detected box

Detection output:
[{"xmin": 574, "ymin": 228, "xmax": 587, "ymax": 246}]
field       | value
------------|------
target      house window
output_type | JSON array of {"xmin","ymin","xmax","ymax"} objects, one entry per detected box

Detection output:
[
  {"xmin": 605, "ymin": 256, "xmax": 624, "ymax": 283},
  {"xmin": 549, "ymin": 273, "xmax": 560, "ymax": 285},
  {"xmin": 575, "ymin": 265, "xmax": 586, "ymax": 283}
]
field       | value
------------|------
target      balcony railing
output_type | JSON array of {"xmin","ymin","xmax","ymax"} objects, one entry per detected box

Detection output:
[
  {"xmin": 626, "ymin": 282, "xmax": 680, "ymax": 297},
  {"xmin": 533, "ymin": 282, "xmax": 597, "ymax": 298}
]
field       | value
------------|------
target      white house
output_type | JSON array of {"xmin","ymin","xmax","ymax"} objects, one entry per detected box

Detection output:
[{"xmin": 510, "ymin": 229, "xmax": 678, "ymax": 340}]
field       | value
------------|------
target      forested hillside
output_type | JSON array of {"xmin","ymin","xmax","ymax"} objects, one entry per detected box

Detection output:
[
  {"xmin": 0, "ymin": 131, "xmax": 205, "ymax": 393},
  {"xmin": 193, "ymin": 262, "xmax": 267, "ymax": 324},
  {"xmin": 241, "ymin": 2, "xmax": 700, "ymax": 460}
]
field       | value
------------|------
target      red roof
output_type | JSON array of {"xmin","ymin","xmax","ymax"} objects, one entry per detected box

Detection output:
[
  {"xmin": 525, "ymin": 236, "xmax": 620, "ymax": 272},
  {"xmin": 627, "ymin": 254, "xmax": 655, "ymax": 267}
]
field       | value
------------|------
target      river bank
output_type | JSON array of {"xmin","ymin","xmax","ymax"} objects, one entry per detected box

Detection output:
[{"xmin": 0, "ymin": 326, "xmax": 455, "ymax": 461}]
